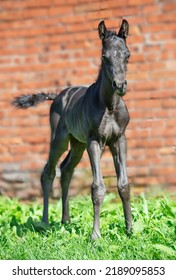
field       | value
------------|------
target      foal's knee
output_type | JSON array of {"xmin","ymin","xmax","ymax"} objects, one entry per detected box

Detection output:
[
  {"xmin": 41, "ymin": 163, "xmax": 56, "ymax": 189},
  {"xmin": 118, "ymin": 184, "xmax": 130, "ymax": 201},
  {"xmin": 91, "ymin": 182, "xmax": 106, "ymax": 206}
]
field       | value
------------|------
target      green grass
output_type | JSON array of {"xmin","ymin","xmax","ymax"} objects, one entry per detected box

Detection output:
[{"xmin": 0, "ymin": 193, "xmax": 176, "ymax": 260}]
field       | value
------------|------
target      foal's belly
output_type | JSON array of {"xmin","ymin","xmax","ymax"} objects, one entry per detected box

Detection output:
[
  {"xmin": 68, "ymin": 121, "xmax": 89, "ymax": 143},
  {"xmin": 65, "ymin": 108, "xmax": 90, "ymax": 144}
]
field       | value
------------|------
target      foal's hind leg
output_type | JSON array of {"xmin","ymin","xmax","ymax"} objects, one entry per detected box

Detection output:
[
  {"xmin": 41, "ymin": 136, "xmax": 69, "ymax": 224},
  {"xmin": 60, "ymin": 137, "xmax": 85, "ymax": 223},
  {"xmin": 41, "ymin": 112, "xmax": 69, "ymax": 224},
  {"xmin": 110, "ymin": 135, "xmax": 132, "ymax": 234}
]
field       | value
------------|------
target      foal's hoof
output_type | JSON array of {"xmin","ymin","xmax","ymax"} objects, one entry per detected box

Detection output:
[
  {"xmin": 42, "ymin": 218, "xmax": 50, "ymax": 226},
  {"xmin": 61, "ymin": 217, "xmax": 71, "ymax": 224},
  {"xmin": 126, "ymin": 228, "xmax": 133, "ymax": 237},
  {"xmin": 91, "ymin": 230, "xmax": 101, "ymax": 240}
]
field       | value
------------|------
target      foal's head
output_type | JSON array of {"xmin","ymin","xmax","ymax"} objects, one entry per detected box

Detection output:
[{"xmin": 98, "ymin": 19, "xmax": 130, "ymax": 96}]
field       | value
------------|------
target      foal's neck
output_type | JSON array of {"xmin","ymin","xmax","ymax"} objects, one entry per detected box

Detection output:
[{"xmin": 98, "ymin": 65, "xmax": 120, "ymax": 111}]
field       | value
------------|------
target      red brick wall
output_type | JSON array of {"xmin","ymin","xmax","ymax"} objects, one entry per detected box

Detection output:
[{"xmin": 0, "ymin": 0, "xmax": 176, "ymax": 199}]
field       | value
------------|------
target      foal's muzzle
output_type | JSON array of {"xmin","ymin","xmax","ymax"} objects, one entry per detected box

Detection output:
[{"xmin": 112, "ymin": 80, "xmax": 127, "ymax": 96}]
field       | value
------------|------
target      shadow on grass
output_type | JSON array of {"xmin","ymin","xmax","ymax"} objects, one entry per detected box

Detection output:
[
  {"xmin": 10, "ymin": 216, "xmax": 51, "ymax": 237},
  {"xmin": 9, "ymin": 215, "xmax": 89, "ymax": 239}
]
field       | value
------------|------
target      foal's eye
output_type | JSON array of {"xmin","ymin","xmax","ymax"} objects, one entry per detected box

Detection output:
[
  {"xmin": 125, "ymin": 55, "xmax": 130, "ymax": 63},
  {"xmin": 102, "ymin": 54, "xmax": 108, "ymax": 62},
  {"xmin": 126, "ymin": 51, "xmax": 130, "ymax": 63}
]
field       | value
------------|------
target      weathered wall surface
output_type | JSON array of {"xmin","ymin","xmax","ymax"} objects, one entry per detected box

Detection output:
[{"xmin": 0, "ymin": 0, "xmax": 176, "ymax": 199}]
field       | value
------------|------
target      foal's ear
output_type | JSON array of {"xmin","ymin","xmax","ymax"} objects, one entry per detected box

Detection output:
[
  {"xmin": 98, "ymin": 20, "xmax": 107, "ymax": 40},
  {"xmin": 117, "ymin": 19, "xmax": 129, "ymax": 40}
]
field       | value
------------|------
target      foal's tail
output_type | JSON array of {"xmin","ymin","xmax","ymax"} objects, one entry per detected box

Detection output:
[{"xmin": 12, "ymin": 92, "xmax": 58, "ymax": 109}]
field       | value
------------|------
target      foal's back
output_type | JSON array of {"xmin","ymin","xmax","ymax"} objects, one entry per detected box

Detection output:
[{"xmin": 50, "ymin": 86, "xmax": 88, "ymax": 116}]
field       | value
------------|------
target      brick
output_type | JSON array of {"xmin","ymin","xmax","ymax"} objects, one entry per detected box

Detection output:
[
  {"xmin": 0, "ymin": 145, "xmax": 8, "ymax": 153},
  {"xmin": 9, "ymin": 145, "xmax": 31, "ymax": 155},
  {"xmin": 147, "ymin": 12, "xmax": 176, "ymax": 23},
  {"xmin": 153, "ymin": 127, "xmax": 176, "ymax": 137},
  {"xmin": 133, "ymin": 99, "xmax": 162, "ymax": 109},
  {"xmin": 163, "ymin": 2, "xmax": 176, "ymax": 13},
  {"xmin": 149, "ymin": 91, "xmax": 173, "ymax": 99},
  {"xmin": 150, "ymin": 69, "xmax": 176, "ymax": 80},
  {"xmin": 130, "ymin": 53, "xmax": 145, "ymax": 63},
  {"xmin": 163, "ymin": 138, "xmax": 176, "ymax": 147},
  {"xmin": 0, "ymin": 137, "xmax": 23, "ymax": 145},
  {"xmin": 128, "ymin": 0, "xmax": 154, "ymax": 5},
  {"xmin": 49, "ymin": 6, "xmax": 73, "ymax": 16},
  {"xmin": 166, "ymin": 175, "xmax": 176, "ymax": 184},
  {"xmin": 149, "ymin": 34, "xmax": 174, "ymax": 45},
  {"xmin": 169, "ymin": 109, "xmax": 176, "ymax": 118},
  {"xmin": 133, "ymin": 81, "xmax": 161, "ymax": 91},
  {"xmin": 141, "ymin": 24, "xmax": 166, "ymax": 34},
  {"xmin": 141, "ymin": 4, "xmax": 160, "ymax": 15},
  {"xmin": 128, "ymin": 138, "xmax": 163, "ymax": 148},
  {"xmin": 0, "ymin": 0, "xmax": 51, "ymax": 10},
  {"xmin": 127, "ymin": 71, "xmax": 148, "ymax": 81},
  {"xmin": 162, "ymin": 99, "xmax": 176, "ymax": 108},
  {"xmin": 135, "ymin": 176, "xmax": 167, "ymax": 186},
  {"xmin": 154, "ymin": 109, "xmax": 170, "ymax": 119}
]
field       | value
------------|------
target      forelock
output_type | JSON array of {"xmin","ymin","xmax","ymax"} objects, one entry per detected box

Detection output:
[{"xmin": 105, "ymin": 29, "xmax": 117, "ymax": 39}]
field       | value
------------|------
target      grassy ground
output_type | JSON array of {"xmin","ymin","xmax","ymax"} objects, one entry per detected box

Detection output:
[{"xmin": 0, "ymin": 193, "xmax": 175, "ymax": 260}]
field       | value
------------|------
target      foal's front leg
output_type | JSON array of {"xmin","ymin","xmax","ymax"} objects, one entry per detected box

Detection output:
[
  {"xmin": 110, "ymin": 135, "xmax": 132, "ymax": 234},
  {"xmin": 87, "ymin": 140, "xmax": 106, "ymax": 239}
]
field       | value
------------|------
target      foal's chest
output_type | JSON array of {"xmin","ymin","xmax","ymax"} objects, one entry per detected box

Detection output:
[{"xmin": 98, "ymin": 111, "xmax": 125, "ymax": 148}]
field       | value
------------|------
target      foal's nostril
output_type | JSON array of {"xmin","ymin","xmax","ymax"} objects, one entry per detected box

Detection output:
[
  {"xmin": 112, "ymin": 80, "xmax": 123, "ymax": 90},
  {"xmin": 112, "ymin": 80, "xmax": 117, "ymax": 89}
]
